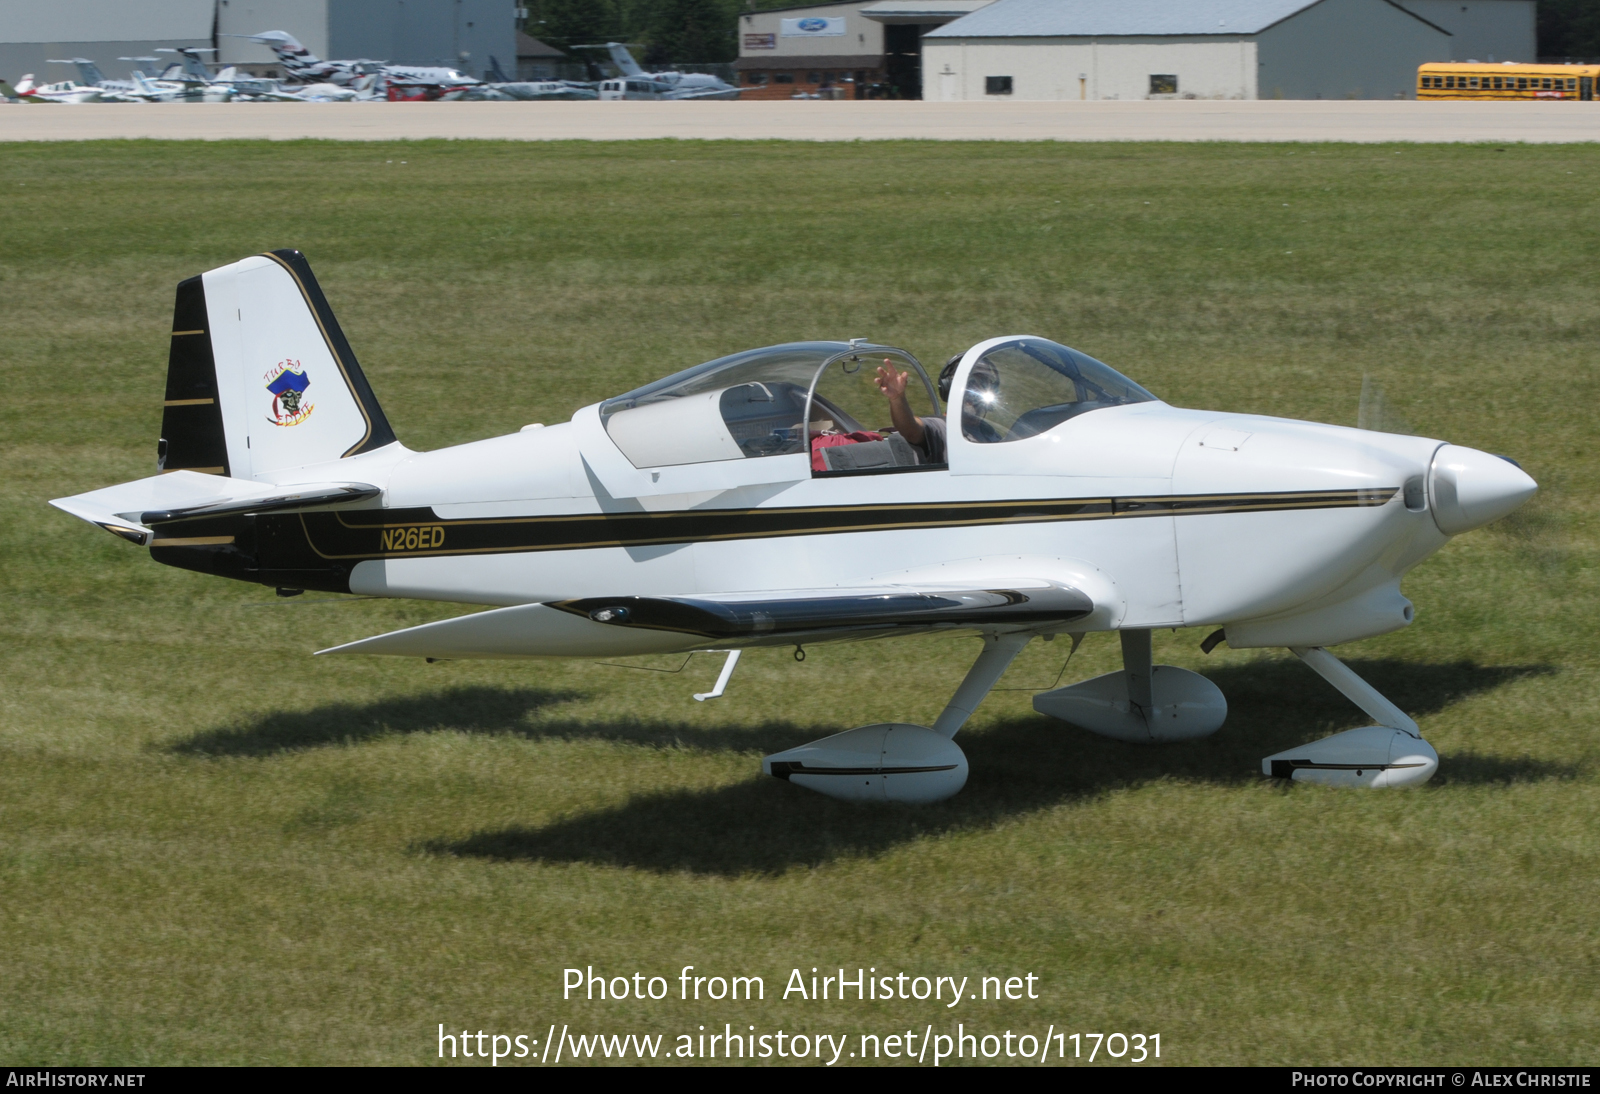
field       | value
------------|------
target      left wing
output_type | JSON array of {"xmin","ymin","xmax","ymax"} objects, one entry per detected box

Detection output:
[
  {"xmin": 549, "ymin": 585, "xmax": 1093, "ymax": 640},
  {"xmin": 318, "ymin": 580, "xmax": 1095, "ymax": 661}
]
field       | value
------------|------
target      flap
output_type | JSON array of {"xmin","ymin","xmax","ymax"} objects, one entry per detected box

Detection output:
[
  {"xmin": 547, "ymin": 581, "xmax": 1094, "ymax": 640},
  {"xmin": 318, "ymin": 579, "xmax": 1098, "ymax": 660}
]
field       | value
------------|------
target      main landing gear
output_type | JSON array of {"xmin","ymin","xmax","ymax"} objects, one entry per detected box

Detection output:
[
  {"xmin": 761, "ymin": 631, "xmax": 1034, "ymax": 804},
  {"xmin": 760, "ymin": 630, "xmax": 1436, "ymax": 804}
]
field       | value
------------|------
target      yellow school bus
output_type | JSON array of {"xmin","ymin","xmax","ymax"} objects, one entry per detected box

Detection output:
[{"xmin": 1418, "ymin": 63, "xmax": 1600, "ymax": 101}]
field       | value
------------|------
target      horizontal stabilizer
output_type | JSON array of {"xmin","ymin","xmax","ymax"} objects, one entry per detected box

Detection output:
[
  {"xmin": 140, "ymin": 482, "xmax": 378, "ymax": 525},
  {"xmin": 51, "ymin": 470, "xmax": 378, "ymax": 545}
]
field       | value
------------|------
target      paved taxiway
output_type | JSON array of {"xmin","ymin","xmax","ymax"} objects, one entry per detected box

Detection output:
[{"xmin": 3, "ymin": 99, "xmax": 1599, "ymax": 142}]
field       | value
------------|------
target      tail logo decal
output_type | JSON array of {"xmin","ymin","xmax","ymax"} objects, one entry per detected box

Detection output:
[{"xmin": 265, "ymin": 360, "xmax": 315, "ymax": 426}]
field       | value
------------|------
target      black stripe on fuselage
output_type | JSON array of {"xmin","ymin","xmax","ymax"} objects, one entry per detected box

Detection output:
[{"xmin": 294, "ymin": 487, "xmax": 1396, "ymax": 562}]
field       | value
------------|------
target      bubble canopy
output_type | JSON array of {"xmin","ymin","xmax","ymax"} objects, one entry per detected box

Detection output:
[
  {"xmin": 595, "ymin": 337, "xmax": 1157, "ymax": 471},
  {"xmin": 960, "ymin": 337, "xmax": 1158, "ymax": 445},
  {"xmin": 599, "ymin": 342, "xmax": 939, "ymax": 469}
]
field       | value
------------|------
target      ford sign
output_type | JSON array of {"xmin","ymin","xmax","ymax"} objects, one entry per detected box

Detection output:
[{"xmin": 780, "ymin": 16, "xmax": 846, "ymax": 36}]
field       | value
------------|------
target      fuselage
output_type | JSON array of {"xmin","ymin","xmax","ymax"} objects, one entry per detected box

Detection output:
[
  {"xmin": 135, "ymin": 320, "xmax": 1531, "ymax": 661},
  {"xmin": 337, "ymin": 402, "xmax": 1442, "ymax": 640}
]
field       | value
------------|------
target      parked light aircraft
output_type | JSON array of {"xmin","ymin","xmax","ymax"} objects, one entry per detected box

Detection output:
[
  {"xmin": 230, "ymin": 30, "xmax": 478, "ymax": 97},
  {"xmin": 121, "ymin": 71, "xmax": 235, "ymax": 103},
  {"xmin": 52, "ymin": 253, "xmax": 1537, "ymax": 802},
  {"xmin": 577, "ymin": 43, "xmax": 741, "ymax": 100},
  {"xmin": 37, "ymin": 55, "xmax": 242, "ymax": 102},
  {"xmin": 461, "ymin": 79, "xmax": 599, "ymax": 101},
  {"xmin": 13, "ymin": 73, "xmax": 104, "ymax": 103},
  {"xmin": 48, "ymin": 58, "xmax": 142, "ymax": 98},
  {"xmin": 459, "ymin": 56, "xmax": 598, "ymax": 101}
]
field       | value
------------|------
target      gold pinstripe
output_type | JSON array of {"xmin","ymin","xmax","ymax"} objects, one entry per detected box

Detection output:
[{"xmin": 294, "ymin": 488, "xmax": 1396, "ymax": 562}]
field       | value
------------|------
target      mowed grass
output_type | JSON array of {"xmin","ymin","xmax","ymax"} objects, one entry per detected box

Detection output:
[{"xmin": 0, "ymin": 139, "xmax": 1596, "ymax": 1066}]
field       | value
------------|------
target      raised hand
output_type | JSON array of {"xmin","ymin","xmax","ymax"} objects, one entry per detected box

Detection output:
[
  {"xmin": 875, "ymin": 360, "xmax": 909, "ymax": 401},
  {"xmin": 875, "ymin": 359, "xmax": 925, "ymax": 445}
]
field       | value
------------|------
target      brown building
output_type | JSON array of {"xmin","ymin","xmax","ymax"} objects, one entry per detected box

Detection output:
[
  {"xmin": 734, "ymin": 53, "xmax": 885, "ymax": 98},
  {"xmin": 515, "ymin": 31, "xmax": 566, "ymax": 80}
]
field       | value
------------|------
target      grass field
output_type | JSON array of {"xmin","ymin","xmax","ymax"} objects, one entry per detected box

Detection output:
[{"xmin": 1, "ymin": 139, "xmax": 1596, "ymax": 1066}]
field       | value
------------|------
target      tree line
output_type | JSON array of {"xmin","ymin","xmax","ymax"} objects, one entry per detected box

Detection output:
[
  {"xmin": 1538, "ymin": 0, "xmax": 1600, "ymax": 58},
  {"xmin": 521, "ymin": 0, "xmax": 750, "ymax": 66}
]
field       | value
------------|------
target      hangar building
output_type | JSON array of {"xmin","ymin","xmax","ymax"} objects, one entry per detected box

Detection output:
[
  {"xmin": 0, "ymin": 0, "xmax": 214, "ymax": 86},
  {"xmin": 0, "ymin": 0, "xmax": 516, "ymax": 85},
  {"xmin": 217, "ymin": 0, "xmax": 515, "ymax": 80},
  {"xmin": 735, "ymin": 0, "xmax": 991, "ymax": 99},
  {"xmin": 921, "ymin": 0, "xmax": 1536, "ymax": 101}
]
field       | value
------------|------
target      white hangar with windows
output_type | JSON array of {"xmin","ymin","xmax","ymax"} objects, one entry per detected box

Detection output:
[{"xmin": 921, "ymin": 0, "xmax": 1536, "ymax": 101}]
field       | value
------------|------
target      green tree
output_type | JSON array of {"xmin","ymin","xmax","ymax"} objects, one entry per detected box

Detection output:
[
  {"xmin": 645, "ymin": 0, "xmax": 740, "ymax": 63},
  {"xmin": 1538, "ymin": 0, "xmax": 1600, "ymax": 58},
  {"xmin": 523, "ymin": 0, "xmax": 744, "ymax": 67},
  {"xmin": 523, "ymin": 0, "xmax": 627, "ymax": 55}
]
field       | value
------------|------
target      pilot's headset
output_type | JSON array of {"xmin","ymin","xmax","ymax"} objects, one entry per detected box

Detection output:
[
  {"xmin": 937, "ymin": 354, "xmax": 962, "ymax": 405},
  {"xmin": 938, "ymin": 352, "xmax": 1000, "ymax": 411}
]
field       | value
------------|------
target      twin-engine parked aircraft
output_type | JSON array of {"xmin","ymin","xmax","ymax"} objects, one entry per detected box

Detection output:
[
  {"xmin": 460, "ymin": 56, "xmax": 598, "ymax": 102},
  {"xmin": 53, "ymin": 253, "xmax": 1536, "ymax": 802},
  {"xmin": 577, "ymin": 43, "xmax": 742, "ymax": 100}
]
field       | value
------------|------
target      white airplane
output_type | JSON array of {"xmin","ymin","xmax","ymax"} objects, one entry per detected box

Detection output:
[
  {"xmin": 226, "ymin": 74, "xmax": 376, "ymax": 102},
  {"xmin": 32, "ymin": 55, "xmax": 197, "ymax": 101},
  {"xmin": 460, "ymin": 57, "xmax": 598, "ymax": 101},
  {"xmin": 462, "ymin": 78, "xmax": 599, "ymax": 101},
  {"xmin": 13, "ymin": 73, "xmax": 104, "ymax": 103},
  {"xmin": 51, "ymin": 252, "xmax": 1537, "ymax": 803},
  {"xmin": 229, "ymin": 30, "xmax": 477, "ymax": 97},
  {"xmin": 47, "ymin": 58, "xmax": 144, "ymax": 99},
  {"xmin": 577, "ymin": 43, "xmax": 742, "ymax": 101},
  {"xmin": 119, "ymin": 71, "xmax": 235, "ymax": 103}
]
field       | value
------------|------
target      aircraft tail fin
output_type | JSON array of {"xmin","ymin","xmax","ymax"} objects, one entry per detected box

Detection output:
[
  {"xmin": 47, "ymin": 57, "xmax": 103, "ymax": 85},
  {"xmin": 488, "ymin": 55, "xmax": 510, "ymax": 83},
  {"xmin": 15, "ymin": 74, "xmax": 34, "ymax": 95},
  {"xmin": 246, "ymin": 31, "xmax": 322, "ymax": 79},
  {"xmin": 180, "ymin": 47, "xmax": 217, "ymax": 82},
  {"xmin": 607, "ymin": 43, "xmax": 644, "ymax": 77},
  {"xmin": 159, "ymin": 250, "xmax": 398, "ymax": 482}
]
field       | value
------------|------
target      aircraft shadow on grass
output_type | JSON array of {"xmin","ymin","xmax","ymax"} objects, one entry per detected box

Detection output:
[
  {"xmin": 432, "ymin": 659, "xmax": 1572, "ymax": 876},
  {"xmin": 168, "ymin": 659, "xmax": 1572, "ymax": 876}
]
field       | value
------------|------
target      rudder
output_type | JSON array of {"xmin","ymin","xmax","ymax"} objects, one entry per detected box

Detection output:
[
  {"xmin": 178, "ymin": 249, "xmax": 397, "ymax": 481},
  {"xmin": 160, "ymin": 276, "xmax": 231, "ymax": 475}
]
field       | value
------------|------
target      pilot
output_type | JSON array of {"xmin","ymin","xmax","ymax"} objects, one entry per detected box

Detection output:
[{"xmin": 874, "ymin": 354, "xmax": 1000, "ymax": 463}]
